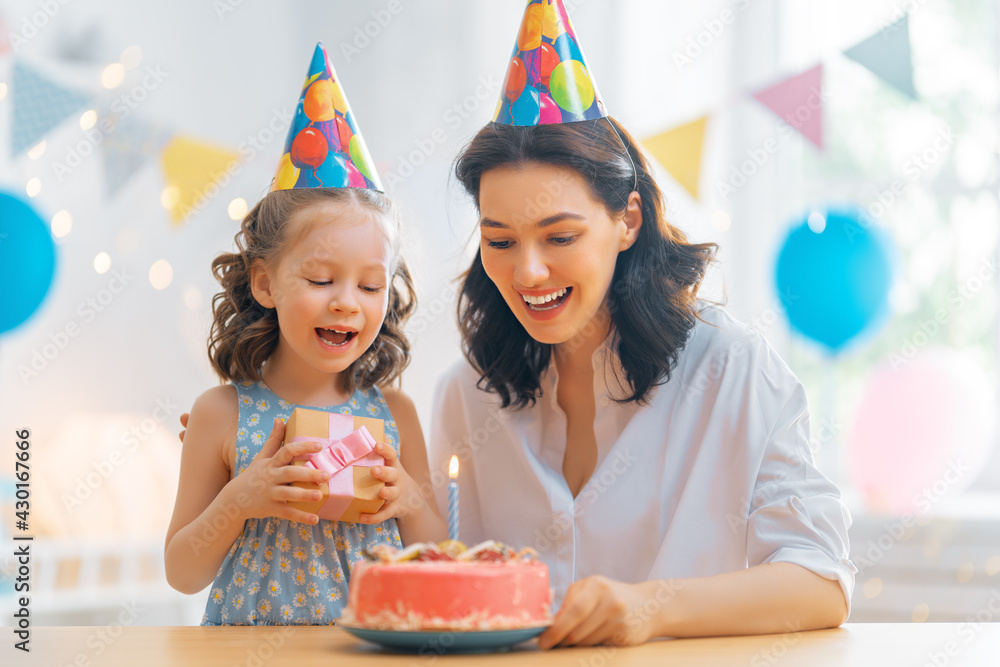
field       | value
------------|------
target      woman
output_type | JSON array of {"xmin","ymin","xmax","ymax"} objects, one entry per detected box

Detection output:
[{"xmin": 429, "ymin": 114, "xmax": 854, "ymax": 648}]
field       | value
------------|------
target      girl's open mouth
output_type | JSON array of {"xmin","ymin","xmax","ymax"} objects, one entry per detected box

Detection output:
[{"xmin": 316, "ymin": 327, "xmax": 357, "ymax": 348}]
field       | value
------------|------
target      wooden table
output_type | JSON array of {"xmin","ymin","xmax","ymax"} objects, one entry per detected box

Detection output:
[{"xmin": 10, "ymin": 623, "xmax": 999, "ymax": 666}]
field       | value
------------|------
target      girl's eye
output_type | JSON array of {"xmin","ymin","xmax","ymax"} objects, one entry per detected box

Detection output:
[
  {"xmin": 307, "ymin": 279, "xmax": 331, "ymax": 286},
  {"xmin": 485, "ymin": 239, "xmax": 511, "ymax": 249},
  {"xmin": 550, "ymin": 236, "xmax": 575, "ymax": 246},
  {"xmin": 360, "ymin": 285, "xmax": 384, "ymax": 294}
]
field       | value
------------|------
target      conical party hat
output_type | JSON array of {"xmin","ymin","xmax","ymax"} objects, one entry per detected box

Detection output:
[
  {"xmin": 272, "ymin": 43, "xmax": 382, "ymax": 191},
  {"xmin": 492, "ymin": 0, "xmax": 607, "ymax": 126}
]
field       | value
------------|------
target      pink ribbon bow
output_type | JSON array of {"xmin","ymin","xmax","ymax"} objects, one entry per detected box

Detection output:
[{"xmin": 289, "ymin": 414, "xmax": 383, "ymax": 521}]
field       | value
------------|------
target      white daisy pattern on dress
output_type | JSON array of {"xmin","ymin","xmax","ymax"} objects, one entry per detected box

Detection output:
[{"xmin": 201, "ymin": 383, "xmax": 401, "ymax": 626}]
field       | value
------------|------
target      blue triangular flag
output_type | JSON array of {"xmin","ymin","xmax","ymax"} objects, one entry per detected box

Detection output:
[
  {"xmin": 843, "ymin": 16, "xmax": 917, "ymax": 100},
  {"xmin": 100, "ymin": 111, "xmax": 173, "ymax": 197},
  {"xmin": 11, "ymin": 60, "xmax": 92, "ymax": 156}
]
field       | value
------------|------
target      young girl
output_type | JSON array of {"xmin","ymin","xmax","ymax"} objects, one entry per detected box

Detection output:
[{"xmin": 164, "ymin": 185, "xmax": 446, "ymax": 625}]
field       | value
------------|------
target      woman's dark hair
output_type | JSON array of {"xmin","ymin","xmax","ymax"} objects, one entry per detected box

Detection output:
[
  {"xmin": 453, "ymin": 117, "xmax": 718, "ymax": 408},
  {"xmin": 208, "ymin": 187, "xmax": 416, "ymax": 393}
]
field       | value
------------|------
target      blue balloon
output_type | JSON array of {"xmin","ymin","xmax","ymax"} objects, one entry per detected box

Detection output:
[
  {"xmin": 293, "ymin": 153, "xmax": 349, "ymax": 189},
  {"xmin": 510, "ymin": 86, "xmax": 540, "ymax": 126},
  {"xmin": 316, "ymin": 152, "xmax": 349, "ymax": 188},
  {"xmin": 775, "ymin": 207, "xmax": 896, "ymax": 352},
  {"xmin": 552, "ymin": 33, "xmax": 584, "ymax": 64},
  {"xmin": 0, "ymin": 193, "xmax": 56, "ymax": 334}
]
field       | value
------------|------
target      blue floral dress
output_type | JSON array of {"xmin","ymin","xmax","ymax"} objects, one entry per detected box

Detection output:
[{"xmin": 201, "ymin": 381, "xmax": 402, "ymax": 625}]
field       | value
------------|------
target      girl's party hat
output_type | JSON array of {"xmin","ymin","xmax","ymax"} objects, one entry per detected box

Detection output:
[
  {"xmin": 492, "ymin": 0, "xmax": 607, "ymax": 126},
  {"xmin": 272, "ymin": 43, "xmax": 382, "ymax": 192}
]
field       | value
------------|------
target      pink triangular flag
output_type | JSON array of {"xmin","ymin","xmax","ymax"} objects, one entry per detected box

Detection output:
[{"xmin": 752, "ymin": 64, "xmax": 824, "ymax": 149}]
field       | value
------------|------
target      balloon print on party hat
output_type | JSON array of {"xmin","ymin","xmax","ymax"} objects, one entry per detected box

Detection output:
[
  {"xmin": 272, "ymin": 43, "xmax": 382, "ymax": 192},
  {"xmin": 493, "ymin": 0, "xmax": 607, "ymax": 126}
]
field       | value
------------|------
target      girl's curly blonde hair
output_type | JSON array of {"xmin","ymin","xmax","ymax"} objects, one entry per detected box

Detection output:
[{"xmin": 208, "ymin": 187, "xmax": 416, "ymax": 393}]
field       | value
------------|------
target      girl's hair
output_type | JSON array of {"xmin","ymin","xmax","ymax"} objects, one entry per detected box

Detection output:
[
  {"xmin": 453, "ymin": 117, "xmax": 718, "ymax": 409},
  {"xmin": 208, "ymin": 187, "xmax": 416, "ymax": 393}
]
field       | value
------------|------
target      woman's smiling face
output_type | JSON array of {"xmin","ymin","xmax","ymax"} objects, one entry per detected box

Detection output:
[{"xmin": 478, "ymin": 162, "xmax": 641, "ymax": 346}]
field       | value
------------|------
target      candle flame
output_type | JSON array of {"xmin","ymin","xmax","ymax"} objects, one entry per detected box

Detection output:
[{"xmin": 449, "ymin": 455, "xmax": 459, "ymax": 479}]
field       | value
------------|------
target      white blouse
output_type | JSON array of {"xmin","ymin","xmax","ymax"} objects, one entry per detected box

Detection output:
[{"xmin": 429, "ymin": 303, "xmax": 856, "ymax": 612}]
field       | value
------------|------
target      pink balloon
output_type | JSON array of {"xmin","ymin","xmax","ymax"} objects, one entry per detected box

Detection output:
[
  {"xmin": 539, "ymin": 92, "xmax": 562, "ymax": 125},
  {"xmin": 346, "ymin": 160, "xmax": 367, "ymax": 188},
  {"xmin": 847, "ymin": 347, "xmax": 995, "ymax": 515}
]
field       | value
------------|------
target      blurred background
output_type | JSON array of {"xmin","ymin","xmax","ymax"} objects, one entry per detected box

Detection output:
[{"xmin": 0, "ymin": 0, "xmax": 997, "ymax": 627}]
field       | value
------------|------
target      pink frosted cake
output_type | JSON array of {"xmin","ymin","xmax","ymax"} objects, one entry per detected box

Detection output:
[{"xmin": 339, "ymin": 541, "xmax": 552, "ymax": 631}]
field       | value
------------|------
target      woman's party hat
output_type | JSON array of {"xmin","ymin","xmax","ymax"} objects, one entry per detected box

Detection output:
[
  {"xmin": 492, "ymin": 0, "xmax": 607, "ymax": 126},
  {"xmin": 272, "ymin": 43, "xmax": 382, "ymax": 191}
]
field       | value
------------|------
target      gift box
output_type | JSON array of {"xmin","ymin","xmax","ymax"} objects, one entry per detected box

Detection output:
[{"xmin": 284, "ymin": 408, "xmax": 386, "ymax": 523}]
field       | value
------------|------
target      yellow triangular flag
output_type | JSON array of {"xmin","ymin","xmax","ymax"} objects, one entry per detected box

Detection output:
[
  {"xmin": 643, "ymin": 116, "xmax": 708, "ymax": 200},
  {"xmin": 160, "ymin": 137, "xmax": 240, "ymax": 224}
]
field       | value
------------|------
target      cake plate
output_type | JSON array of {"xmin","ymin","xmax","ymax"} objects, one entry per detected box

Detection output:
[{"xmin": 339, "ymin": 624, "xmax": 547, "ymax": 653}]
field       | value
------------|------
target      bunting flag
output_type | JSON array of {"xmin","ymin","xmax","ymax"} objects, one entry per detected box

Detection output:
[
  {"xmin": 752, "ymin": 64, "xmax": 825, "ymax": 149},
  {"xmin": 0, "ymin": 14, "xmax": 11, "ymax": 55},
  {"xmin": 843, "ymin": 15, "xmax": 917, "ymax": 100},
  {"xmin": 10, "ymin": 59, "xmax": 91, "ymax": 157},
  {"xmin": 643, "ymin": 116, "xmax": 708, "ymax": 200},
  {"xmin": 160, "ymin": 136, "xmax": 240, "ymax": 225},
  {"xmin": 101, "ymin": 111, "xmax": 173, "ymax": 197}
]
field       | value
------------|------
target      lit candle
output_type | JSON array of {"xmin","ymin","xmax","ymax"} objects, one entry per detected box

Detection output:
[{"xmin": 448, "ymin": 455, "xmax": 459, "ymax": 542}]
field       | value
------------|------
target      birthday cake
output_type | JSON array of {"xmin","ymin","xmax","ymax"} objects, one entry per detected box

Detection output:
[{"xmin": 338, "ymin": 541, "xmax": 552, "ymax": 631}]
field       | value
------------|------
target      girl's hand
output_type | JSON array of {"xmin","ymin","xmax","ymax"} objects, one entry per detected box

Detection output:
[
  {"xmin": 538, "ymin": 576, "xmax": 660, "ymax": 649},
  {"xmin": 225, "ymin": 418, "xmax": 333, "ymax": 525},
  {"xmin": 359, "ymin": 442, "xmax": 424, "ymax": 525}
]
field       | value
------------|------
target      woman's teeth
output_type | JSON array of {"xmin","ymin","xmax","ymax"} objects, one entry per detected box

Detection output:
[{"xmin": 522, "ymin": 287, "xmax": 569, "ymax": 310}]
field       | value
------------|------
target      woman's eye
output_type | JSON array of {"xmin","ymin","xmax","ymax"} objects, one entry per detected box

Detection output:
[
  {"xmin": 550, "ymin": 236, "xmax": 575, "ymax": 246},
  {"xmin": 307, "ymin": 279, "xmax": 331, "ymax": 286},
  {"xmin": 485, "ymin": 239, "xmax": 511, "ymax": 249}
]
